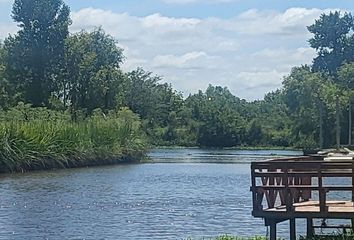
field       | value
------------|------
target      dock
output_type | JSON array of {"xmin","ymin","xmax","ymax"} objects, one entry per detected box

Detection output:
[{"xmin": 250, "ymin": 156, "xmax": 354, "ymax": 240}]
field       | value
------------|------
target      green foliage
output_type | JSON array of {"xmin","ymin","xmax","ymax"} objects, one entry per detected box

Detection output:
[
  {"xmin": 124, "ymin": 68, "xmax": 189, "ymax": 146},
  {"xmin": 64, "ymin": 28, "xmax": 124, "ymax": 112},
  {"xmin": 0, "ymin": 106, "xmax": 147, "ymax": 173},
  {"xmin": 338, "ymin": 62, "xmax": 354, "ymax": 90},
  {"xmin": 186, "ymin": 85, "xmax": 247, "ymax": 147},
  {"xmin": 0, "ymin": 44, "xmax": 11, "ymax": 109},
  {"xmin": 3, "ymin": 3, "xmax": 354, "ymax": 152},
  {"xmin": 282, "ymin": 66, "xmax": 335, "ymax": 148},
  {"xmin": 185, "ymin": 236, "xmax": 267, "ymax": 240},
  {"xmin": 5, "ymin": 0, "xmax": 70, "ymax": 106},
  {"xmin": 300, "ymin": 233, "xmax": 354, "ymax": 240},
  {"xmin": 308, "ymin": 11, "xmax": 354, "ymax": 75},
  {"xmin": 214, "ymin": 236, "xmax": 266, "ymax": 240}
]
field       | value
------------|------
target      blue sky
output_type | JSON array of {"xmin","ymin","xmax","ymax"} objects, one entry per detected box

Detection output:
[
  {"xmin": 65, "ymin": 0, "xmax": 352, "ymax": 18},
  {"xmin": 0, "ymin": 0, "xmax": 352, "ymax": 100},
  {"xmin": 1, "ymin": 0, "xmax": 352, "ymax": 19}
]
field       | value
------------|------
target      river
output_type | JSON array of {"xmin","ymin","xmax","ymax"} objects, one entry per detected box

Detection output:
[{"xmin": 0, "ymin": 148, "xmax": 302, "ymax": 240}]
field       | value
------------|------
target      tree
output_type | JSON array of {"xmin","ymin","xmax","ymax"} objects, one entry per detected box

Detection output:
[
  {"xmin": 186, "ymin": 85, "xmax": 246, "ymax": 147},
  {"xmin": 252, "ymin": 90, "xmax": 291, "ymax": 146},
  {"xmin": 337, "ymin": 63, "xmax": 354, "ymax": 145},
  {"xmin": 0, "ymin": 44, "xmax": 10, "ymax": 108},
  {"xmin": 282, "ymin": 66, "xmax": 329, "ymax": 148},
  {"xmin": 124, "ymin": 68, "xmax": 161, "ymax": 121},
  {"xmin": 308, "ymin": 11, "xmax": 354, "ymax": 76},
  {"xmin": 124, "ymin": 68, "xmax": 185, "ymax": 145},
  {"xmin": 64, "ymin": 28, "xmax": 124, "ymax": 113},
  {"xmin": 4, "ymin": 0, "xmax": 71, "ymax": 107}
]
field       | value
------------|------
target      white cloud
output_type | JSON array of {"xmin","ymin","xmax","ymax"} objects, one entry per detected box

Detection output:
[
  {"xmin": 216, "ymin": 7, "xmax": 338, "ymax": 36},
  {"xmin": 153, "ymin": 51, "xmax": 210, "ymax": 68},
  {"xmin": 71, "ymin": 7, "xmax": 332, "ymax": 100},
  {"xmin": 142, "ymin": 13, "xmax": 200, "ymax": 29},
  {"xmin": 0, "ymin": 7, "xmax": 336, "ymax": 100},
  {"xmin": 162, "ymin": 0, "xmax": 234, "ymax": 4},
  {"xmin": 0, "ymin": 22, "xmax": 17, "ymax": 40}
]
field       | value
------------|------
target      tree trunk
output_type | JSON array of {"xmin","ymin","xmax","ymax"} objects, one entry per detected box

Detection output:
[
  {"xmin": 336, "ymin": 96, "xmax": 341, "ymax": 149},
  {"xmin": 319, "ymin": 102, "xmax": 324, "ymax": 149},
  {"xmin": 349, "ymin": 99, "xmax": 352, "ymax": 146}
]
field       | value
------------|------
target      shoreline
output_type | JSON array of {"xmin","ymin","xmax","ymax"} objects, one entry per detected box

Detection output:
[
  {"xmin": 151, "ymin": 145, "xmax": 301, "ymax": 151},
  {"xmin": 0, "ymin": 147, "xmax": 300, "ymax": 174},
  {"xmin": 0, "ymin": 152, "xmax": 146, "ymax": 174}
]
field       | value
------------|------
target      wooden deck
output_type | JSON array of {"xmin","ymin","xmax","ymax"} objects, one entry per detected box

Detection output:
[{"xmin": 250, "ymin": 156, "xmax": 354, "ymax": 240}]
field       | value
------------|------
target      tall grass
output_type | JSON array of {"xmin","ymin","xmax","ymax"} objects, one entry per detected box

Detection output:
[{"xmin": 0, "ymin": 105, "xmax": 147, "ymax": 173}]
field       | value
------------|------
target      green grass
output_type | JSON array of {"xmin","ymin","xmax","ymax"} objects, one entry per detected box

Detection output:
[
  {"xmin": 185, "ymin": 236, "xmax": 267, "ymax": 240},
  {"xmin": 185, "ymin": 234, "xmax": 354, "ymax": 240},
  {"xmin": 300, "ymin": 234, "xmax": 354, "ymax": 240},
  {"xmin": 213, "ymin": 236, "xmax": 266, "ymax": 240},
  {"xmin": 0, "ymin": 107, "xmax": 147, "ymax": 173}
]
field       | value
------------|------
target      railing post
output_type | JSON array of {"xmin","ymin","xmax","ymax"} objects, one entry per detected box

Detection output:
[
  {"xmin": 284, "ymin": 163, "xmax": 293, "ymax": 212},
  {"xmin": 352, "ymin": 161, "xmax": 354, "ymax": 232},
  {"xmin": 307, "ymin": 218, "xmax": 314, "ymax": 238},
  {"xmin": 290, "ymin": 218, "xmax": 296, "ymax": 240},
  {"xmin": 270, "ymin": 220, "xmax": 277, "ymax": 240},
  {"xmin": 251, "ymin": 164, "xmax": 257, "ymax": 211},
  {"xmin": 318, "ymin": 165, "xmax": 328, "ymax": 212},
  {"xmin": 352, "ymin": 161, "xmax": 354, "ymax": 202}
]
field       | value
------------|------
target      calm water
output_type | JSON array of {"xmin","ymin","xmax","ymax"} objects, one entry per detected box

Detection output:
[{"xmin": 0, "ymin": 149, "xmax": 303, "ymax": 240}]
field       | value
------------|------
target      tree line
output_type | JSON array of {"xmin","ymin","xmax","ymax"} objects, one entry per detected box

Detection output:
[{"xmin": 1, "ymin": 0, "xmax": 354, "ymax": 149}]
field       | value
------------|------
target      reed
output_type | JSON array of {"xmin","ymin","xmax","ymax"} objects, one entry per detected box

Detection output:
[{"xmin": 0, "ymin": 106, "xmax": 147, "ymax": 173}]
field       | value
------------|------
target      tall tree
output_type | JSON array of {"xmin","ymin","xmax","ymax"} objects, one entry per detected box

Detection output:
[
  {"xmin": 308, "ymin": 11, "xmax": 354, "ymax": 76},
  {"xmin": 186, "ymin": 85, "xmax": 246, "ymax": 147},
  {"xmin": 337, "ymin": 63, "xmax": 354, "ymax": 145},
  {"xmin": 283, "ymin": 66, "xmax": 329, "ymax": 148},
  {"xmin": 64, "ymin": 28, "xmax": 124, "ymax": 113},
  {"xmin": 4, "ymin": 0, "xmax": 70, "ymax": 107},
  {"xmin": 252, "ymin": 90, "xmax": 291, "ymax": 146},
  {"xmin": 0, "ymin": 44, "xmax": 9, "ymax": 108}
]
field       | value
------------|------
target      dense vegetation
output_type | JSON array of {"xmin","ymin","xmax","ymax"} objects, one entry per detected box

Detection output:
[
  {"xmin": 0, "ymin": 103, "xmax": 146, "ymax": 172},
  {"xmin": 1, "ymin": 0, "xmax": 354, "ymax": 161}
]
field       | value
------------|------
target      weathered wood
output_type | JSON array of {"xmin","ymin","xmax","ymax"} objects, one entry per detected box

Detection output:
[
  {"xmin": 306, "ymin": 218, "xmax": 314, "ymax": 238},
  {"xmin": 251, "ymin": 157, "xmax": 354, "ymax": 240},
  {"xmin": 269, "ymin": 220, "xmax": 277, "ymax": 240},
  {"xmin": 290, "ymin": 218, "xmax": 296, "ymax": 240},
  {"xmin": 252, "ymin": 185, "xmax": 353, "ymax": 191}
]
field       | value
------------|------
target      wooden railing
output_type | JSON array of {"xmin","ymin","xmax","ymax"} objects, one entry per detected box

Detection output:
[{"xmin": 250, "ymin": 156, "xmax": 354, "ymax": 215}]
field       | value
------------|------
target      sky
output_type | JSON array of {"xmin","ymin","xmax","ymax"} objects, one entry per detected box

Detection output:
[{"xmin": 0, "ymin": 0, "xmax": 353, "ymax": 101}]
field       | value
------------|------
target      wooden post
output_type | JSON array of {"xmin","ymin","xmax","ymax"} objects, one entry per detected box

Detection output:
[
  {"xmin": 270, "ymin": 220, "xmax": 277, "ymax": 240},
  {"xmin": 352, "ymin": 161, "xmax": 354, "ymax": 203},
  {"xmin": 352, "ymin": 161, "xmax": 354, "ymax": 232},
  {"xmin": 290, "ymin": 218, "xmax": 296, "ymax": 240},
  {"xmin": 251, "ymin": 165, "xmax": 257, "ymax": 211},
  {"xmin": 318, "ymin": 167, "xmax": 328, "ymax": 212},
  {"xmin": 307, "ymin": 218, "xmax": 314, "ymax": 238}
]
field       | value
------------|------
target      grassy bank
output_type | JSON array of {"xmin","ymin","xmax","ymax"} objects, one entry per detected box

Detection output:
[
  {"xmin": 186, "ymin": 234, "xmax": 354, "ymax": 240},
  {"xmin": 0, "ymin": 105, "xmax": 147, "ymax": 173},
  {"xmin": 185, "ymin": 236, "xmax": 266, "ymax": 240}
]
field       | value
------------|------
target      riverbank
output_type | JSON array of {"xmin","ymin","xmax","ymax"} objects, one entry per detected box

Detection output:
[
  {"xmin": 188, "ymin": 234, "xmax": 354, "ymax": 240},
  {"xmin": 152, "ymin": 145, "xmax": 298, "ymax": 150},
  {"xmin": 0, "ymin": 106, "xmax": 147, "ymax": 173}
]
